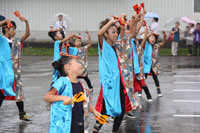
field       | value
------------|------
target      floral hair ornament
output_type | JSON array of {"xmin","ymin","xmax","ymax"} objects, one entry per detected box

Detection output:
[
  {"xmin": 73, "ymin": 33, "xmax": 82, "ymax": 39},
  {"xmin": 7, "ymin": 21, "xmax": 13, "ymax": 28}
]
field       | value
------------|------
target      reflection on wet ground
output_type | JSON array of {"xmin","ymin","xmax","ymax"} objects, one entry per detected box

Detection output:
[{"xmin": 1, "ymin": 56, "xmax": 200, "ymax": 133}]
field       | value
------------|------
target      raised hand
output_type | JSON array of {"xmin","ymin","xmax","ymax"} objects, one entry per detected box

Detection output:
[{"xmin": 19, "ymin": 16, "xmax": 28, "ymax": 22}]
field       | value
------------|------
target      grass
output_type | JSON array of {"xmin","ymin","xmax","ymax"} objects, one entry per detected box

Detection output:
[{"xmin": 22, "ymin": 47, "xmax": 190, "ymax": 56}]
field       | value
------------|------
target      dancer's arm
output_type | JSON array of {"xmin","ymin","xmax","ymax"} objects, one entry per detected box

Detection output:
[
  {"xmin": 98, "ymin": 18, "xmax": 117, "ymax": 49},
  {"xmin": 89, "ymin": 104, "xmax": 101, "ymax": 118},
  {"xmin": 160, "ymin": 31, "xmax": 167, "ymax": 47},
  {"xmin": 44, "ymin": 87, "xmax": 73, "ymax": 104},
  {"xmin": 0, "ymin": 18, "xmax": 10, "ymax": 27},
  {"xmin": 87, "ymin": 32, "xmax": 92, "ymax": 49},
  {"xmin": 60, "ymin": 33, "xmax": 74, "ymax": 44},
  {"xmin": 129, "ymin": 14, "xmax": 139, "ymax": 39},
  {"xmin": 20, "ymin": 16, "xmax": 30, "ymax": 43}
]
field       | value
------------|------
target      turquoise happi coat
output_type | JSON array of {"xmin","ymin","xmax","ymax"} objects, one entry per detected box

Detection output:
[{"xmin": 0, "ymin": 35, "xmax": 15, "ymax": 96}]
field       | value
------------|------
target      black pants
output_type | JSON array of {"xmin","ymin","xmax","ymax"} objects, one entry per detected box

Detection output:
[
  {"xmin": 71, "ymin": 122, "xmax": 84, "ymax": 133},
  {"xmin": 79, "ymin": 76, "xmax": 93, "ymax": 89},
  {"xmin": 155, "ymin": 35, "xmax": 159, "ymax": 43},
  {"xmin": 0, "ymin": 91, "xmax": 5, "ymax": 107},
  {"xmin": 94, "ymin": 80, "xmax": 125, "ymax": 132},
  {"xmin": 136, "ymin": 79, "xmax": 152, "ymax": 99},
  {"xmin": 188, "ymin": 45, "xmax": 193, "ymax": 55},
  {"xmin": 194, "ymin": 43, "xmax": 200, "ymax": 56},
  {"xmin": 145, "ymin": 68, "xmax": 160, "ymax": 87}
]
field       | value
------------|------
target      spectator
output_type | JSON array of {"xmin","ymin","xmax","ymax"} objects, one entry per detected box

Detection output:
[
  {"xmin": 170, "ymin": 21, "xmax": 181, "ymax": 56},
  {"xmin": 193, "ymin": 23, "xmax": 200, "ymax": 56},
  {"xmin": 184, "ymin": 24, "xmax": 195, "ymax": 56},
  {"xmin": 55, "ymin": 15, "xmax": 67, "ymax": 34},
  {"xmin": 151, "ymin": 17, "xmax": 159, "ymax": 42}
]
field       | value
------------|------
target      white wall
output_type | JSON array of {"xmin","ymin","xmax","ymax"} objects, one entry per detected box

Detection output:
[{"xmin": 0, "ymin": 0, "xmax": 200, "ymax": 42}]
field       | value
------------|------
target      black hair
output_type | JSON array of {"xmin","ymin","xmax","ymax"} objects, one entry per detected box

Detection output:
[
  {"xmin": 52, "ymin": 56, "xmax": 72, "ymax": 76},
  {"xmin": 147, "ymin": 34, "xmax": 156, "ymax": 45},
  {"xmin": 99, "ymin": 18, "xmax": 117, "ymax": 39},
  {"xmin": 2, "ymin": 21, "xmax": 16, "ymax": 35},
  {"xmin": 153, "ymin": 17, "xmax": 159, "ymax": 22},
  {"xmin": 48, "ymin": 30, "xmax": 65, "ymax": 41},
  {"xmin": 175, "ymin": 21, "xmax": 180, "ymax": 25}
]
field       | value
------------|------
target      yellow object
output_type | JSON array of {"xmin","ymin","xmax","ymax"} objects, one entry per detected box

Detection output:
[{"xmin": 97, "ymin": 115, "xmax": 109, "ymax": 125}]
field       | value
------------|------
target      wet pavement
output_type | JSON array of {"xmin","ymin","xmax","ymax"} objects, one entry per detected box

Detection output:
[{"xmin": 0, "ymin": 56, "xmax": 200, "ymax": 133}]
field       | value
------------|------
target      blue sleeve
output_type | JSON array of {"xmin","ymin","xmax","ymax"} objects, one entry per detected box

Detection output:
[
  {"xmin": 50, "ymin": 77, "xmax": 65, "ymax": 94},
  {"xmin": 53, "ymin": 40, "xmax": 61, "ymax": 61},
  {"xmin": 69, "ymin": 47, "xmax": 78, "ymax": 56}
]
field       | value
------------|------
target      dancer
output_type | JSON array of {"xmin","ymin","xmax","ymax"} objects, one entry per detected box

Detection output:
[
  {"xmin": 0, "ymin": 14, "xmax": 31, "ymax": 121},
  {"xmin": 73, "ymin": 32, "xmax": 94, "ymax": 92},
  {"xmin": 48, "ymin": 30, "xmax": 78, "ymax": 83},
  {"xmin": 44, "ymin": 56, "xmax": 101, "ymax": 133},
  {"xmin": 144, "ymin": 31, "xmax": 167, "ymax": 97}
]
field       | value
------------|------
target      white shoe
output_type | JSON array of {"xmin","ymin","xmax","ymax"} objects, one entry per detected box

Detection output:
[
  {"xmin": 158, "ymin": 94, "xmax": 163, "ymax": 97},
  {"xmin": 148, "ymin": 99, "xmax": 153, "ymax": 102},
  {"xmin": 137, "ymin": 93, "xmax": 142, "ymax": 97}
]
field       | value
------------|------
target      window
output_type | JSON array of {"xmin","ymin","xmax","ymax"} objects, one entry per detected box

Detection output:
[{"xmin": 194, "ymin": 0, "xmax": 200, "ymax": 12}]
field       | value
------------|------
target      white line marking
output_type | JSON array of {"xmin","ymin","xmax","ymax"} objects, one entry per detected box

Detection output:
[
  {"xmin": 173, "ymin": 89, "xmax": 200, "ymax": 92},
  {"xmin": 174, "ymin": 75, "xmax": 200, "ymax": 78},
  {"xmin": 173, "ymin": 114, "xmax": 200, "ymax": 118},
  {"xmin": 173, "ymin": 82, "xmax": 200, "ymax": 84},
  {"xmin": 173, "ymin": 100, "xmax": 200, "ymax": 103}
]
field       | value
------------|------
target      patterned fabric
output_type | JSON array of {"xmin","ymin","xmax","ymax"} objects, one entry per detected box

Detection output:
[
  {"xmin": 115, "ymin": 36, "xmax": 140, "ymax": 110},
  {"xmin": 133, "ymin": 40, "xmax": 145, "ymax": 79},
  {"xmin": 152, "ymin": 43, "xmax": 161, "ymax": 75},
  {"xmin": 80, "ymin": 81, "xmax": 90, "ymax": 132},
  {"xmin": 11, "ymin": 38, "xmax": 23, "ymax": 100},
  {"xmin": 115, "ymin": 36, "xmax": 134, "ymax": 98},
  {"xmin": 77, "ymin": 46, "xmax": 88, "ymax": 77}
]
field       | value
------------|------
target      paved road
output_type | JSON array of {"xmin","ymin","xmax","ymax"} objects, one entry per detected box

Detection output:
[{"xmin": 0, "ymin": 56, "xmax": 200, "ymax": 133}]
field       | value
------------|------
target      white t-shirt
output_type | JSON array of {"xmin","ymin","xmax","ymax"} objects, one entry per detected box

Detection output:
[
  {"xmin": 55, "ymin": 20, "xmax": 67, "ymax": 31},
  {"xmin": 151, "ymin": 22, "xmax": 159, "ymax": 34},
  {"xmin": 138, "ymin": 26, "xmax": 145, "ymax": 39},
  {"xmin": 186, "ymin": 27, "xmax": 194, "ymax": 41}
]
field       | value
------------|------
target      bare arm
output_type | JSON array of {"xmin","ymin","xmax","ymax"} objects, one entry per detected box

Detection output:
[
  {"xmin": 129, "ymin": 14, "xmax": 138, "ymax": 39},
  {"xmin": 20, "ymin": 17, "xmax": 30, "ymax": 43},
  {"xmin": 60, "ymin": 33, "xmax": 74, "ymax": 44},
  {"xmin": 98, "ymin": 19, "xmax": 117, "ymax": 49},
  {"xmin": 140, "ymin": 28, "xmax": 149, "ymax": 49},
  {"xmin": 44, "ymin": 87, "xmax": 73, "ymax": 105},
  {"xmin": 160, "ymin": 31, "xmax": 167, "ymax": 47},
  {"xmin": 89, "ymin": 104, "xmax": 101, "ymax": 118},
  {"xmin": 87, "ymin": 33, "xmax": 92, "ymax": 48},
  {"xmin": 136, "ymin": 13, "xmax": 145, "ymax": 33},
  {"xmin": 0, "ymin": 18, "xmax": 10, "ymax": 27}
]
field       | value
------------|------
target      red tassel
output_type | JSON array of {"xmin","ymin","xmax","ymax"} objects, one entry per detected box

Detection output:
[{"xmin": 140, "ymin": 3, "xmax": 144, "ymax": 8}]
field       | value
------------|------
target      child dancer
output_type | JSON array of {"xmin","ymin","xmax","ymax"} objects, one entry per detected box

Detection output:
[
  {"xmin": 129, "ymin": 12, "xmax": 153, "ymax": 101},
  {"xmin": 44, "ymin": 56, "xmax": 101, "ymax": 133},
  {"xmin": 0, "ymin": 18, "xmax": 15, "ymax": 107},
  {"xmin": 0, "ymin": 15, "xmax": 31, "ymax": 121},
  {"xmin": 144, "ymin": 31, "xmax": 167, "ymax": 97},
  {"xmin": 93, "ymin": 15, "xmax": 141, "ymax": 132},
  {"xmin": 73, "ymin": 32, "xmax": 94, "ymax": 92},
  {"xmin": 48, "ymin": 30, "xmax": 78, "ymax": 83}
]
